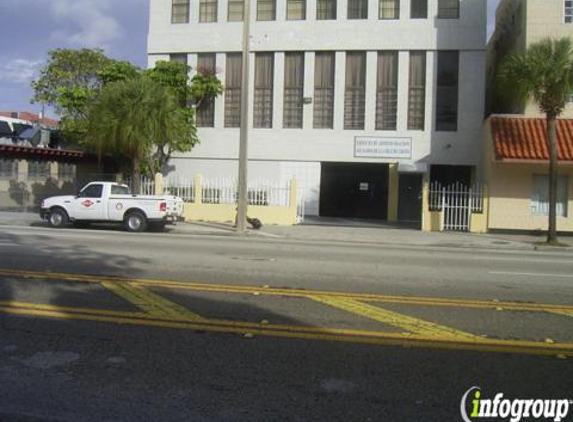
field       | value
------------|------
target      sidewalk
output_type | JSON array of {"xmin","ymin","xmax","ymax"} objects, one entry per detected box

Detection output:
[{"xmin": 0, "ymin": 211, "xmax": 571, "ymax": 251}]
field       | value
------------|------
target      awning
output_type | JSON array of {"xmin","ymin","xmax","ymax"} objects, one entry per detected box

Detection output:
[
  {"xmin": 0, "ymin": 144, "xmax": 84, "ymax": 158},
  {"xmin": 491, "ymin": 116, "xmax": 573, "ymax": 162}
]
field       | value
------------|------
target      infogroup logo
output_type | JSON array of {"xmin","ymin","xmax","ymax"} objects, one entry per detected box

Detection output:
[{"xmin": 460, "ymin": 387, "xmax": 572, "ymax": 422}]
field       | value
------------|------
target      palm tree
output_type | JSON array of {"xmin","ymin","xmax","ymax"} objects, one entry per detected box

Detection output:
[
  {"xmin": 498, "ymin": 38, "xmax": 573, "ymax": 244},
  {"xmin": 85, "ymin": 76, "xmax": 191, "ymax": 193}
]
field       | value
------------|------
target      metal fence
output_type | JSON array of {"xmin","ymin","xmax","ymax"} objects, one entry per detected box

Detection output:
[{"xmin": 428, "ymin": 182, "xmax": 484, "ymax": 232}]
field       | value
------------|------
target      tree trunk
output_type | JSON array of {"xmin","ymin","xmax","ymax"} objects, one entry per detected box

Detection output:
[
  {"xmin": 132, "ymin": 155, "xmax": 141, "ymax": 195},
  {"xmin": 547, "ymin": 116, "xmax": 558, "ymax": 245}
]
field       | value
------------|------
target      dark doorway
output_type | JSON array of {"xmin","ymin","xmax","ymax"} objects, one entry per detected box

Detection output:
[
  {"xmin": 430, "ymin": 165, "xmax": 472, "ymax": 187},
  {"xmin": 398, "ymin": 173, "xmax": 423, "ymax": 227},
  {"xmin": 320, "ymin": 163, "xmax": 389, "ymax": 219}
]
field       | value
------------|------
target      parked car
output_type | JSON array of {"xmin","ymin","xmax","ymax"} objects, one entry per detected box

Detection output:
[{"xmin": 40, "ymin": 182, "xmax": 184, "ymax": 232}]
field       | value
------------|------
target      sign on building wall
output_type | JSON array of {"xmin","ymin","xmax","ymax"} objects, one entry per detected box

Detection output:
[{"xmin": 354, "ymin": 137, "xmax": 412, "ymax": 159}]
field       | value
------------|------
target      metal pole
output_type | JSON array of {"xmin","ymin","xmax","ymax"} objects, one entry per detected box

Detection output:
[{"xmin": 236, "ymin": 0, "xmax": 251, "ymax": 233}]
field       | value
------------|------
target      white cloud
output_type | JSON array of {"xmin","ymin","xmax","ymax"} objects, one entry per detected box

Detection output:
[
  {"xmin": 49, "ymin": 0, "xmax": 122, "ymax": 50},
  {"xmin": 0, "ymin": 59, "xmax": 43, "ymax": 84}
]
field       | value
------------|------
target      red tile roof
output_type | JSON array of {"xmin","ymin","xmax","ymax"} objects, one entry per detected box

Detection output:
[
  {"xmin": 491, "ymin": 117, "xmax": 573, "ymax": 162},
  {"xmin": 0, "ymin": 144, "xmax": 84, "ymax": 158},
  {"xmin": 0, "ymin": 111, "xmax": 59, "ymax": 128}
]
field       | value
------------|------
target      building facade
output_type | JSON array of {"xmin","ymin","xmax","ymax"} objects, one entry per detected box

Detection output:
[
  {"xmin": 485, "ymin": 0, "xmax": 573, "ymax": 233},
  {"xmin": 148, "ymin": 0, "xmax": 487, "ymax": 220},
  {"xmin": 487, "ymin": 0, "xmax": 573, "ymax": 116}
]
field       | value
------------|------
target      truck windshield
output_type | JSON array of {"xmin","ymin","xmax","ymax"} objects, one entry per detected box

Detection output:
[{"xmin": 111, "ymin": 185, "xmax": 131, "ymax": 195}]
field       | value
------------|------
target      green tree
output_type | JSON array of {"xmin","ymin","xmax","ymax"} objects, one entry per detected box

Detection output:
[
  {"xmin": 85, "ymin": 76, "xmax": 195, "ymax": 193},
  {"xmin": 498, "ymin": 37, "xmax": 573, "ymax": 244},
  {"xmin": 145, "ymin": 61, "xmax": 222, "ymax": 173},
  {"xmin": 31, "ymin": 48, "xmax": 138, "ymax": 143}
]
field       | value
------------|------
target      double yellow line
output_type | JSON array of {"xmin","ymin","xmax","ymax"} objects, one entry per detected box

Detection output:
[{"xmin": 1, "ymin": 268, "xmax": 573, "ymax": 357}]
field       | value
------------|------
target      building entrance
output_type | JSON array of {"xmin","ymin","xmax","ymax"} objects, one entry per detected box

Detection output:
[{"xmin": 319, "ymin": 163, "xmax": 389, "ymax": 219}]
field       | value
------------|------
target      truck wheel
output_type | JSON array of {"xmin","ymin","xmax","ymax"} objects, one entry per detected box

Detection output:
[
  {"xmin": 124, "ymin": 211, "xmax": 147, "ymax": 232},
  {"xmin": 48, "ymin": 208, "xmax": 68, "ymax": 228}
]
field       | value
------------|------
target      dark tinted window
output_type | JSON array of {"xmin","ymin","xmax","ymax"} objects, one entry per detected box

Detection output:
[{"xmin": 80, "ymin": 184, "xmax": 103, "ymax": 198}]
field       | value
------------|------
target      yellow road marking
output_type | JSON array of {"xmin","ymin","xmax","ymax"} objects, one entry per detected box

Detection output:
[
  {"xmin": 0, "ymin": 301, "xmax": 572, "ymax": 357},
  {"xmin": 311, "ymin": 296, "xmax": 481, "ymax": 341},
  {"xmin": 101, "ymin": 282, "xmax": 203, "ymax": 320},
  {"xmin": 1, "ymin": 267, "xmax": 572, "ymax": 314},
  {"xmin": 551, "ymin": 310, "xmax": 573, "ymax": 318}
]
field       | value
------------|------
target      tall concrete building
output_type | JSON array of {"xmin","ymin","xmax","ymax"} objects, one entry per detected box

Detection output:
[
  {"xmin": 148, "ymin": 0, "xmax": 486, "ymax": 221},
  {"xmin": 487, "ymin": 0, "xmax": 573, "ymax": 116}
]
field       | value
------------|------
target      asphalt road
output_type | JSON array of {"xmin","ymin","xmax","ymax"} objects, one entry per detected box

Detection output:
[{"xmin": 0, "ymin": 225, "xmax": 572, "ymax": 421}]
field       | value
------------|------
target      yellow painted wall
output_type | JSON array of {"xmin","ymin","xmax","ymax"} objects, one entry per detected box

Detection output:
[
  {"xmin": 174, "ymin": 174, "xmax": 299, "ymax": 226},
  {"xmin": 488, "ymin": 162, "xmax": 573, "ymax": 232}
]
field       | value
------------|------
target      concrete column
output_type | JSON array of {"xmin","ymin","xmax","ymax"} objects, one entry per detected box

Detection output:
[
  {"xmin": 215, "ymin": 52, "xmax": 227, "ymax": 129},
  {"xmin": 218, "ymin": 0, "xmax": 228, "ymax": 22},
  {"xmin": 333, "ymin": 51, "xmax": 346, "ymax": 131},
  {"xmin": 194, "ymin": 174, "xmax": 203, "ymax": 204},
  {"xmin": 339, "ymin": 0, "xmax": 348, "ymax": 19},
  {"xmin": 189, "ymin": 54, "xmax": 198, "ymax": 74},
  {"xmin": 154, "ymin": 173, "xmax": 164, "ymax": 195},
  {"xmin": 401, "ymin": 0, "xmax": 411, "ymax": 20},
  {"xmin": 273, "ymin": 52, "xmax": 285, "ymax": 129},
  {"xmin": 306, "ymin": 0, "xmax": 317, "ymax": 21},
  {"xmin": 397, "ymin": 51, "xmax": 409, "ymax": 132},
  {"xmin": 364, "ymin": 51, "xmax": 377, "ymax": 131},
  {"xmin": 368, "ymin": 0, "xmax": 378, "ymax": 20},
  {"xmin": 276, "ymin": 0, "xmax": 286, "ymax": 21},
  {"xmin": 387, "ymin": 163, "xmax": 399, "ymax": 222},
  {"xmin": 303, "ymin": 51, "xmax": 315, "ymax": 130},
  {"xmin": 426, "ymin": 50, "xmax": 436, "ymax": 133}
]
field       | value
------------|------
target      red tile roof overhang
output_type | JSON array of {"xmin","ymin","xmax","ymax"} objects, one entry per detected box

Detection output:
[
  {"xmin": 491, "ymin": 117, "xmax": 573, "ymax": 162},
  {"xmin": 0, "ymin": 144, "xmax": 84, "ymax": 158}
]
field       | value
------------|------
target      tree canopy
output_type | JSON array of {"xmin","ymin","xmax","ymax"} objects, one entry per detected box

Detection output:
[{"xmin": 31, "ymin": 48, "xmax": 223, "ymax": 182}]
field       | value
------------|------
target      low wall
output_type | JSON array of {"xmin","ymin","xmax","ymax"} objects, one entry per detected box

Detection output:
[{"xmin": 157, "ymin": 174, "xmax": 299, "ymax": 226}]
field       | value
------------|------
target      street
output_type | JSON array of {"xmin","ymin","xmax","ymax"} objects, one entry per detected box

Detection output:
[{"xmin": 0, "ymin": 224, "xmax": 572, "ymax": 421}]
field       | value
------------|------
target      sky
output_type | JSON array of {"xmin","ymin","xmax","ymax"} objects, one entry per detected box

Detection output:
[{"xmin": 0, "ymin": 0, "xmax": 501, "ymax": 118}]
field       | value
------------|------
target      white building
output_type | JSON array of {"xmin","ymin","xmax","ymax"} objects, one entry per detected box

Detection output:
[{"xmin": 148, "ymin": 0, "xmax": 486, "ymax": 222}]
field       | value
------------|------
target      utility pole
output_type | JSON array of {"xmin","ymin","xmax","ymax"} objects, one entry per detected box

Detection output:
[{"xmin": 236, "ymin": 0, "xmax": 251, "ymax": 233}]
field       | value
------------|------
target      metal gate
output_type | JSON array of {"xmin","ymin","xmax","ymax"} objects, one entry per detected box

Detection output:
[{"xmin": 429, "ymin": 182, "xmax": 484, "ymax": 232}]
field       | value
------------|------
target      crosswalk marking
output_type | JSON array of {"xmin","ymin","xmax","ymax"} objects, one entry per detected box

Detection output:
[
  {"xmin": 101, "ymin": 282, "xmax": 203, "ymax": 320},
  {"xmin": 311, "ymin": 296, "xmax": 481, "ymax": 341}
]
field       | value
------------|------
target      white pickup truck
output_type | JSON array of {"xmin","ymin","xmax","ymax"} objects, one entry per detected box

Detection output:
[{"xmin": 40, "ymin": 182, "xmax": 184, "ymax": 232}]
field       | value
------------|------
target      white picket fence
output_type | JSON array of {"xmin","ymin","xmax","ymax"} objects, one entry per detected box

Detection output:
[{"xmin": 429, "ymin": 182, "xmax": 484, "ymax": 232}]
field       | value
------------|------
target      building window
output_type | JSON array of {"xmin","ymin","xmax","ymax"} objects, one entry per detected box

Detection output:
[
  {"xmin": 411, "ymin": 0, "xmax": 428, "ymax": 18},
  {"xmin": 170, "ymin": 54, "xmax": 188, "ymax": 65},
  {"xmin": 28, "ymin": 161, "xmax": 50, "ymax": 180},
  {"xmin": 348, "ymin": 0, "xmax": 368, "ymax": 19},
  {"xmin": 57, "ymin": 163, "xmax": 76, "ymax": 181},
  {"xmin": 438, "ymin": 0, "xmax": 459, "ymax": 19},
  {"xmin": 287, "ymin": 0, "xmax": 306, "ymax": 20},
  {"xmin": 225, "ymin": 53, "xmax": 242, "ymax": 128},
  {"xmin": 566, "ymin": 0, "xmax": 573, "ymax": 23},
  {"xmin": 314, "ymin": 52, "xmax": 335, "ymax": 129},
  {"xmin": 196, "ymin": 54, "xmax": 217, "ymax": 128},
  {"xmin": 317, "ymin": 0, "xmax": 336, "ymax": 19},
  {"xmin": 436, "ymin": 51, "xmax": 459, "ymax": 132},
  {"xmin": 283, "ymin": 53, "xmax": 304, "ymax": 129},
  {"xmin": 199, "ymin": 0, "xmax": 218, "ymax": 22},
  {"xmin": 172, "ymin": 0, "xmax": 190, "ymax": 23},
  {"xmin": 0, "ymin": 158, "xmax": 17, "ymax": 180},
  {"xmin": 228, "ymin": 0, "xmax": 244, "ymax": 21},
  {"xmin": 376, "ymin": 51, "xmax": 398, "ymax": 131},
  {"xmin": 379, "ymin": 0, "xmax": 399, "ymax": 19},
  {"xmin": 257, "ymin": 0, "xmax": 276, "ymax": 20},
  {"xmin": 254, "ymin": 53, "xmax": 274, "ymax": 128},
  {"xmin": 408, "ymin": 51, "xmax": 426, "ymax": 131},
  {"xmin": 344, "ymin": 52, "xmax": 366, "ymax": 130},
  {"xmin": 531, "ymin": 175, "xmax": 569, "ymax": 217}
]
